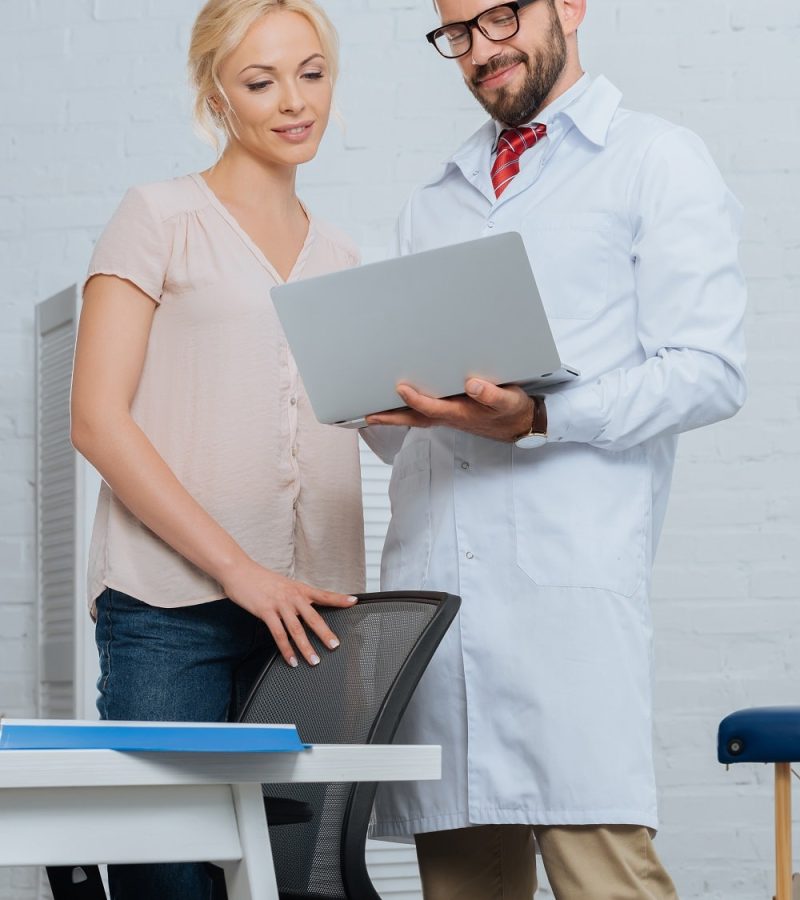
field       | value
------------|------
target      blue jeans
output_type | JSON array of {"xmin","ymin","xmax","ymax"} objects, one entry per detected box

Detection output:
[{"xmin": 95, "ymin": 587, "xmax": 275, "ymax": 900}]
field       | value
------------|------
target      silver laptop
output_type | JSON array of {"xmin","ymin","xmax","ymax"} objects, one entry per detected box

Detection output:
[{"xmin": 270, "ymin": 231, "xmax": 578, "ymax": 427}]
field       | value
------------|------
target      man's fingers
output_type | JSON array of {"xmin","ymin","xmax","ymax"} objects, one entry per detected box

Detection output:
[
  {"xmin": 398, "ymin": 385, "xmax": 471, "ymax": 420},
  {"xmin": 367, "ymin": 382, "xmax": 528, "ymax": 434},
  {"xmin": 366, "ymin": 410, "xmax": 434, "ymax": 428},
  {"xmin": 364, "ymin": 385, "xmax": 442, "ymax": 426},
  {"xmin": 397, "ymin": 384, "xmax": 445, "ymax": 417},
  {"xmin": 466, "ymin": 379, "xmax": 525, "ymax": 412}
]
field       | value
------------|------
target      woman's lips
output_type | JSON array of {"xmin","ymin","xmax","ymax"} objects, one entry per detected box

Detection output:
[
  {"xmin": 272, "ymin": 121, "xmax": 314, "ymax": 143},
  {"xmin": 478, "ymin": 62, "xmax": 522, "ymax": 90}
]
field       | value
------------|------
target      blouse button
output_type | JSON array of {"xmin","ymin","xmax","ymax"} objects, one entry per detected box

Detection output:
[
  {"xmin": 290, "ymin": 397, "xmax": 297, "ymax": 406},
  {"xmin": 465, "ymin": 551, "xmax": 474, "ymax": 560}
]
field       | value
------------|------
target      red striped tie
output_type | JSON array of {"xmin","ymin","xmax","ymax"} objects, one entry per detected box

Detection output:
[{"xmin": 491, "ymin": 124, "xmax": 547, "ymax": 198}]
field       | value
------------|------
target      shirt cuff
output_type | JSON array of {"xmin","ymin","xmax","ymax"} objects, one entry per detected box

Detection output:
[{"xmin": 544, "ymin": 383, "xmax": 604, "ymax": 446}]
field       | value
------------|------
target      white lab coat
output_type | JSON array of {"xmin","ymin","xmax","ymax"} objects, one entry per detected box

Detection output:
[{"xmin": 365, "ymin": 75, "xmax": 746, "ymax": 839}]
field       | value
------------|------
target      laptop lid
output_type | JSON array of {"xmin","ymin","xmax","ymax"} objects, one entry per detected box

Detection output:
[{"xmin": 271, "ymin": 231, "xmax": 577, "ymax": 426}]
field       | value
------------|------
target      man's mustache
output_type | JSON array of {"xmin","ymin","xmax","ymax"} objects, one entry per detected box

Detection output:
[{"xmin": 471, "ymin": 52, "xmax": 528, "ymax": 88}]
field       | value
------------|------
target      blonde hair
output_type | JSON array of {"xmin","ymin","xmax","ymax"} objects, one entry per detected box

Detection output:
[{"xmin": 188, "ymin": 0, "xmax": 340, "ymax": 151}]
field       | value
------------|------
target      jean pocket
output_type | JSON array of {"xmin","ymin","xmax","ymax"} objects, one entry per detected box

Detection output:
[{"xmin": 381, "ymin": 440, "xmax": 432, "ymax": 590}]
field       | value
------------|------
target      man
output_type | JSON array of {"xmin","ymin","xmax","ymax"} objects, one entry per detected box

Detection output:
[{"xmin": 362, "ymin": 0, "xmax": 746, "ymax": 897}]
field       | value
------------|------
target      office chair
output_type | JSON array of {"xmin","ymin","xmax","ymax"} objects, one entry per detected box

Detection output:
[
  {"xmin": 47, "ymin": 590, "xmax": 459, "ymax": 900},
  {"xmin": 45, "ymin": 865, "xmax": 106, "ymax": 900},
  {"xmin": 718, "ymin": 706, "xmax": 800, "ymax": 900},
  {"xmin": 229, "ymin": 590, "xmax": 461, "ymax": 900}
]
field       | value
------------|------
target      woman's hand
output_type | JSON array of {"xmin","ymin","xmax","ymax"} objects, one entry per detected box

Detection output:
[
  {"xmin": 73, "ymin": 276, "xmax": 359, "ymax": 668},
  {"xmin": 220, "ymin": 558, "xmax": 358, "ymax": 667}
]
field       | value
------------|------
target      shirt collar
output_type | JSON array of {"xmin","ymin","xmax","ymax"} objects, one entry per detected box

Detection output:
[
  {"xmin": 428, "ymin": 74, "xmax": 623, "ymax": 187},
  {"xmin": 492, "ymin": 71, "xmax": 593, "ymax": 148},
  {"xmin": 558, "ymin": 74, "xmax": 622, "ymax": 148}
]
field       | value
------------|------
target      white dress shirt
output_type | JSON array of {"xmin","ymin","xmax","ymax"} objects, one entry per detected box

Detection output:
[
  {"xmin": 366, "ymin": 74, "xmax": 746, "ymax": 839},
  {"xmin": 493, "ymin": 71, "xmax": 593, "ymax": 168}
]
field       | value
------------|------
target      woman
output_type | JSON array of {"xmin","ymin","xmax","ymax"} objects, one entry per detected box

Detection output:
[{"xmin": 70, "ymin": 1, "xmax": 365, "ymax": 896}]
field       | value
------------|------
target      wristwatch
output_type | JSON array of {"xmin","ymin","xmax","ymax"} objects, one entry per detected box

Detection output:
[{"xmin": 514, "ymin": 396, "xmax": 548, "ymax": 449}]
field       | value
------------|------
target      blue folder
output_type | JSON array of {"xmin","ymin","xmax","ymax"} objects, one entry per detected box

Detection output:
[{"xmin": 0, "ymin": 719, "xmax": 309, "ymax": 753}]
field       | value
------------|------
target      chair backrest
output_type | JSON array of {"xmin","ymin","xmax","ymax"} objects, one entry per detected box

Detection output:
[
  {"xmin": 46, "ymin": 865, "xmax": 107, "ymax": 900},
  {"xmin": 236, "ymin": 590, "xmax": 460, "ymax": 900}
]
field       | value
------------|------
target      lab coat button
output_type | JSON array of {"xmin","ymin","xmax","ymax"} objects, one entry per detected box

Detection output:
[{"xmin": 461, "ymin": 461, "xmax": 470, "ymax": 470}]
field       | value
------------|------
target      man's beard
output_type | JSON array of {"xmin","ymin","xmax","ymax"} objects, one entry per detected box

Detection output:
[{"xmin": 467, "ymin": 10, "xmax": 568, "ymax": 126}]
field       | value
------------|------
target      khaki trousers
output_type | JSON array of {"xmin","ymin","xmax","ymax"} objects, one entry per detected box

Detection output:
[{"xmin": 414, "ymin": 824, "xmax": 679, "ymax": 900}]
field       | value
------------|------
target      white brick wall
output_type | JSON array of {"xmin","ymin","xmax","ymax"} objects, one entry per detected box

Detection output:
[{"xmin": 1, "ymin": 1, "xmax": 798, "ymax": 897}]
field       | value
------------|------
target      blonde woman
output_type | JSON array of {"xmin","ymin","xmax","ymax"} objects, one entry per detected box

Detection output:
[{"xmin": 70, "ymin": 1, "xmax": 364, "ymax": 896}]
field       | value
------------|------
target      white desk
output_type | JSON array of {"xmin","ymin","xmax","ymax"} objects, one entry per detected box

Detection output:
[{"xmin": 0, "ymin": 744, "xmax": 440, "ymax": 900}]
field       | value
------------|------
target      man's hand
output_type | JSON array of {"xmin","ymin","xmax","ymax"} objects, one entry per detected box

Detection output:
[{"xmin": 365, "ymin": 378, "xmax": 534, "ymax": 443}]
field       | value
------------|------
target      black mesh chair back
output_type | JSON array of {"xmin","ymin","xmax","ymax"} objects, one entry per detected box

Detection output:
[{"xmin": 236, "ymin": 591, "xmax": 460, "ymax": 900}]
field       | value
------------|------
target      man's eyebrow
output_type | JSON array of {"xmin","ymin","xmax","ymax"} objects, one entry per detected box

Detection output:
[{"xmin": 239, "ymin": 53, "xmax": 325, "ymax": 75}]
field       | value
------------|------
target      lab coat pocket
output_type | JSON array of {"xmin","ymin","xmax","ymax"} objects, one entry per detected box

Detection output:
[
  {"xmin": 520, "ymin": 213, "xmax": 612, "ymax": 320},
  {"xmin": 512, "ymin": 444, "xmax": 650, "ymax": 597},
  {"xmin": 380, "ymin": 439, "xmax": 432, "ymax": 590}
]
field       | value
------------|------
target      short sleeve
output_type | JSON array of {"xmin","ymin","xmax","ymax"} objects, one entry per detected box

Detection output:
[{"xmin": 84, "ymin": 186, "xmax": 170, "ymax": 304}]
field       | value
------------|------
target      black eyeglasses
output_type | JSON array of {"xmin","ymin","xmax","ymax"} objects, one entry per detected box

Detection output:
[{"xmin": 426, "ymin": 0, "xmax": 539, "ymax": 60}]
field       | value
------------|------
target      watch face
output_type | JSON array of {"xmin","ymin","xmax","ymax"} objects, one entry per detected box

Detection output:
[{"xmin": 515, "ymin": 433, "xmax": 547, "ymax": 449}]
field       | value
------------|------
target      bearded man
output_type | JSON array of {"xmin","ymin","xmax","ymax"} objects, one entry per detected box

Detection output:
[{"xmin": 362, "ymin": 1, "xmax": 747, "ymax": 897}]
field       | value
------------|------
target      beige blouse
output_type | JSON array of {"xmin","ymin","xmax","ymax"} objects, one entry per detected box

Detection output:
[{"xmin": 83, "ymin": 173, "xmax": 365, "ymax": 608}]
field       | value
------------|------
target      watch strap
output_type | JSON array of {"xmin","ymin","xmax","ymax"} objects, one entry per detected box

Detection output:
[{"xmin": 514, "ymin": 396, "xmax": 547, "ymax": 446}]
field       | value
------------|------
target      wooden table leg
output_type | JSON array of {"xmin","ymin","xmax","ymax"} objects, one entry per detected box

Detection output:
[{"xmin": 776, "ymin": 762, "xmax": 792, "ymax": 900}]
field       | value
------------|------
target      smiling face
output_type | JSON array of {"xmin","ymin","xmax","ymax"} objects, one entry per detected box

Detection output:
[
  {"xmin": 437, "ymin": 0, "xmax": 568, "ymax": 126},
  {"xmin": 213, "ymin": 9, "xmax": 332, "ymax": 166}
]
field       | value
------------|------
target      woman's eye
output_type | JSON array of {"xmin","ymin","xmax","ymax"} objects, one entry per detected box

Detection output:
[
  {"xmin": 246, "ymin": 80, "xmax": 272, "ymax": 91},
  {"xmin": 302, "ymin": 71, "xmax": 325, "ymax": 80}
]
